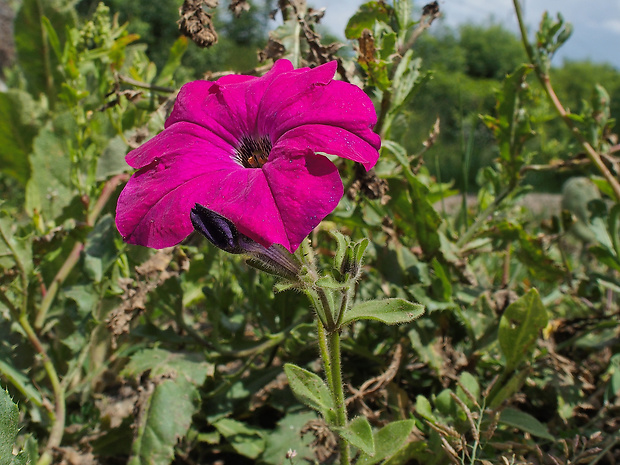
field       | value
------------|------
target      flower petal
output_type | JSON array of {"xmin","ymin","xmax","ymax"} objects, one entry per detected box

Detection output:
[
  {"xmin": 257, "ymin": 62, "xmax": 380, "ymax": 158},
  {"xmin": 116, "ymin": 160, "xmax": 284, "ymax": 249},
  {"xmin": 276, "ymin": 123, "xmax": 380, "ymax": 170},
  {"xmin": 262, "ymin": 148, "xmax": 343, "ymax": 252},
  {"xmin": 116, "ymin": 122, "xmax": 242, "ymax": 248},
  {"xmin": 125, "ymin": 121, "xmax": 234, "ymax": 169},
  {"xmin": 166, "ymin": 60, "xmax": 296, "ymax": 143}
]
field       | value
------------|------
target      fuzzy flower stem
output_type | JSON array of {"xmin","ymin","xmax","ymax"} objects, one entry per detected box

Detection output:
[
  {"xmin": 327, "ymin": 330, "xmax": 350, "ymax": 465},
  {"xmin": 316, "ymin": 319, "xmax": 334, "ymax": 392},
  {"xmin": 298, "ymin": 239, "xmax": 350, "ymax": 464}
]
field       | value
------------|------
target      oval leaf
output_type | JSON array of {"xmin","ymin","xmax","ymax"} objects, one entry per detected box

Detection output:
[
  {"xmin": 499, "ymin": 407, "xmax": 555, "ymax": 441},
  {"xmin": 284, "ymin": 364, "xmax": 334, "ymax": 415},
  {"xmin": 498, "ymin": 288, "xmax": 548, "ymax": 372},
  {"xmin": 337, "ymin": 416, "xmax": 375, "ymax": 456},
  {"xmin": 0, "ymin": 389, "xmax": 19, "ymax": 465},
  {"xmin": 343, "ymin": 298, "xmax": 424, "ymax": 326},
  {"xmin": 357, "ymin": 419, "xmax": 415, "ymax": 465}
]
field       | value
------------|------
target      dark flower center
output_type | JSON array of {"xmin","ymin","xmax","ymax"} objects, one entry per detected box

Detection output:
[{"xmin": 236, "ymin": 136, "xmax": 273, "ymax": 168}]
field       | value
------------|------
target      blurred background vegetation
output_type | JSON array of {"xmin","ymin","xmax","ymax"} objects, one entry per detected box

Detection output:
[
  {"xmin": 1, "ymin": 1, "xmax": 619, "ymax": 463},
  {"xmin": 2, "ymin": 0, "xmax": 619, "ymax": 195}
]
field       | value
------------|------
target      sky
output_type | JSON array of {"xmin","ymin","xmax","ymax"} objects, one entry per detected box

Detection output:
[{"xmin": 311, "ymin": 0, "xmax": 620, "ymax": 69}]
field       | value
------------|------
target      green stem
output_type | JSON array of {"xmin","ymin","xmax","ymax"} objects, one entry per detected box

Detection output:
[
  {"xmin": 335, "ymin": 284, "xmax": 353, "ymax": 329},
  {"xmin": 316, "ymin": 287, "xmax": 336, "ymax": 330},
  {"xmin": 512, "ymin": 0, "xmax": 620, "ymax": 202},
  {"xmin": 15, "ymin": 314, "xmax": 65, "ymax": 463},
  {"xmin": 316, "ymin": 319, "xmax": 333, "ymax": 390},
  {"xmin": 327, "ymin": 330, "xmax": 350, "ymax": 465},
  {"xmin": 35, "ymin": 174, "xmax": 129, "ymax": 329},
  {"xmin": 35, "ymin": 242, "xmax": 83, "ymax": 329}
]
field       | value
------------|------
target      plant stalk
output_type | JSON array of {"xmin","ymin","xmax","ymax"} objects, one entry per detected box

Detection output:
[
  {"xmin": 35, "ymin": 174, "xmax": 129, "ymax": 329},
  {"xmin": 11, "ymin": 311, "xmax": 66, "ymax": 465},
  {"xmin": 316, "ymin": 319, "xmax": 334, "ymax": 390},
  {"xmin": 327, "ymin": 330, "xmax": 350, "ymax": 465},
  {"xmin": 512, "ymin": 0, "xmax": 620, "ymax": 202}
]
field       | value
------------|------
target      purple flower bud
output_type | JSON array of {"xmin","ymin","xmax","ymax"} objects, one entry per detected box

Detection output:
[
  {"xmin": 190, "ymin": 204, "xmax": 302, "ymax": 280},
  {"xmin": 190, "ymin": 203, "xmax": 242, "ymax": 253}
]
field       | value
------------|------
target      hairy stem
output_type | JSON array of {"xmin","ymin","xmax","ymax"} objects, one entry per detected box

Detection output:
[
  {"xmin": 315, "ymin": 319, "xmax": 334, "ymax": 394},
  {"xmin": 327, "ymin": 330, "xmax": 350, "ymax": 465},
  {"xmin": 512, "ymin": 0, "xmax": 620, "ymax": 202}
]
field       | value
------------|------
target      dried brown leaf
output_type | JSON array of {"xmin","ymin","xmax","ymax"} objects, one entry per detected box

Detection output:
[
  {"xmin": 178, "ymin": 0, "xmax": 219, "ymax": 48},
  {"xmin": 228, "ymin": 0, "xmax": 250, "ymax": 17}
]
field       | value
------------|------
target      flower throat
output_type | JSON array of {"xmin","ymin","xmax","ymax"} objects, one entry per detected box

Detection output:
[{"xmin": 236, "ymin": 136, "xmax": 273, "ymax": 168}]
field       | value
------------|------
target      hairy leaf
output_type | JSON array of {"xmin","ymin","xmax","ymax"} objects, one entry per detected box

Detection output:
[
  {"xmin": 283, "ymin": 363, "xmax": 334, "ymax": 416},
  {"xmin": 499, "ymin": 288, "xmax": 548, "ymax": 372},
  {"xmin": 336, "ymin": 416, "xmax": 375, "ymax": 456},
  {"xmin": 357, "ymin": 420, "xmax": 415, "ymax": 465},
  {"xmin": 128, "ymin": 378, "xmax": 200, "ymax": 465},
  {"xmin": 0, "ymin": 389, "xmax": 19, "ymax": 465},
  {"xmin": 0, "ymin": 91, "xmax": 41, "ymax": 184},
  {"xmin": 343, "ymin": 298, "xmax": 424, "ymax": 326}
]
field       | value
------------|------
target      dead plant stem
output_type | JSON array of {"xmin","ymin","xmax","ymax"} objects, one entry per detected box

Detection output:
[{"xmin": 512, "ymin": 0, "xmax": 620, "ymax": 202}]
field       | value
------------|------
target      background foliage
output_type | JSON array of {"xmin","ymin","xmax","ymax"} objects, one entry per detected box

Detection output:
[{"xmin": 0, "ymin": 0, "xmax": 619, "ymax": 464}]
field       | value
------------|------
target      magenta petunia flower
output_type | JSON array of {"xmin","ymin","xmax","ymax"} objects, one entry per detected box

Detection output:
[{"xmin": 115, "ymin": 59, "xmax": 381, "ymax": 253}]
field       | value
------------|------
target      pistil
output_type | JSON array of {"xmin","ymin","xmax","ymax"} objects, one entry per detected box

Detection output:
[{"xmin": 236, "ymin": 136, "xmax": 273, "ymax": 168}]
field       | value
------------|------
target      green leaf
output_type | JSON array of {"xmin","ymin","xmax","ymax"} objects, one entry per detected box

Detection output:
[
  {"xmin": 345, "ymin": 1, "xmax": 393, "ymax": 39},
  {"xmin": 261, "ymin": 411, "xmax": 317, "ymax": 464},
  {"xmin": 456, "ymin": 371, "xmax": 480, "ymax": 408},
  {"xmin": 213, "ymin": 418, "xmax": 265, "ymax": 459},
  {"xmin": 0, "ymin": 389, "xmax": 19, "ymax": 465},
  {"xmin": 41, "ymin": 16, "xmax": 61, "ymax": 60},
  {"xmin": 0, "ymin": 212, "xmax": 33, "ymax": 278},
  {"xmin": 95, "ymin": 135, "xmax": 130, "ymax": 181},
  {"xmin": 357, "ymin": 420, "xmax": 415, "ymax": 465},
  {"xmin": 83, "ymin": 214, "xmax": 118, "ymax": 283},
  {"xmin": 414, "ymin": 395, "xmax": 435, "ymax": 422},
  {"xmin": 0, "ymin": 91, "xmax": 41, "ymax": 184},
  {"xmin": 430, "ymin": 258, "xmax": 452, "ymax": 302},
  {"xmin": 155, "ymin": 36, "xmax": 188, "ymax": 86},
  {"xmin": 128, "ymin": 378, "xmax": 200, "ymax": 465},
  {"xmin": 609, "ymin": 204, "xmax": 620, "ymax": 257},
  {"xmin": 0, "ymin": 359, "xmax": 43, "ymax": 409},
  {"xmin": 331, "ymin": 230, "xmax": 350, "ymax": 272},
  {"xmin": 408, "ymin": 176, "xmax": 442, "ymax": 258},
  {"xmin": 498, "ymin": 288, "xmax": 548, "ymax": 372},
  {"xmin": 499, "ymin": 407, "xmax": 554, "ymax": 441},
  {"xmin": 316, "ymin": 276, "xmax": 347, "ymax": 290},
  {"xmin": 122, "ymin": 348, "xmax": 213, "ymax": 386},
  {"xmin": 337, "ymin": 416, "xmax": 375, "ymax": 456},
  {"xmin": 390, "ymin": 50, "xmax": 422, "ymax": 113},
  {"xmin": 483, "ymin": 65, "xmax": 534, "ymax": 180},
  {"xmin": 267, "ymin": 14, "xmax": 304, "ymax": 68},
  {"xmin": 353, "ymin": 238, "xmax": 370, "ymax": 266},
  {"xmin": 343, "ymin": 298, "xmax": 424, "ymax": 326},
  {"xmin": 393, "ymin": 0, "xmax": 412, "ymax": 31},
  {"xmin": 283, "ymin": 363, "xmax": 334, "ymax": 415},
  {"xmin": 25, "ymin": 126, "xmax": 74, "ymax": 222}
]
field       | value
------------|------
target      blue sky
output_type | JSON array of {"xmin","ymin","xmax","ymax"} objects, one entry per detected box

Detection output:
[{"xmin": 313, "ymin": 0, "xmax": 620, "ymax": 69}]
